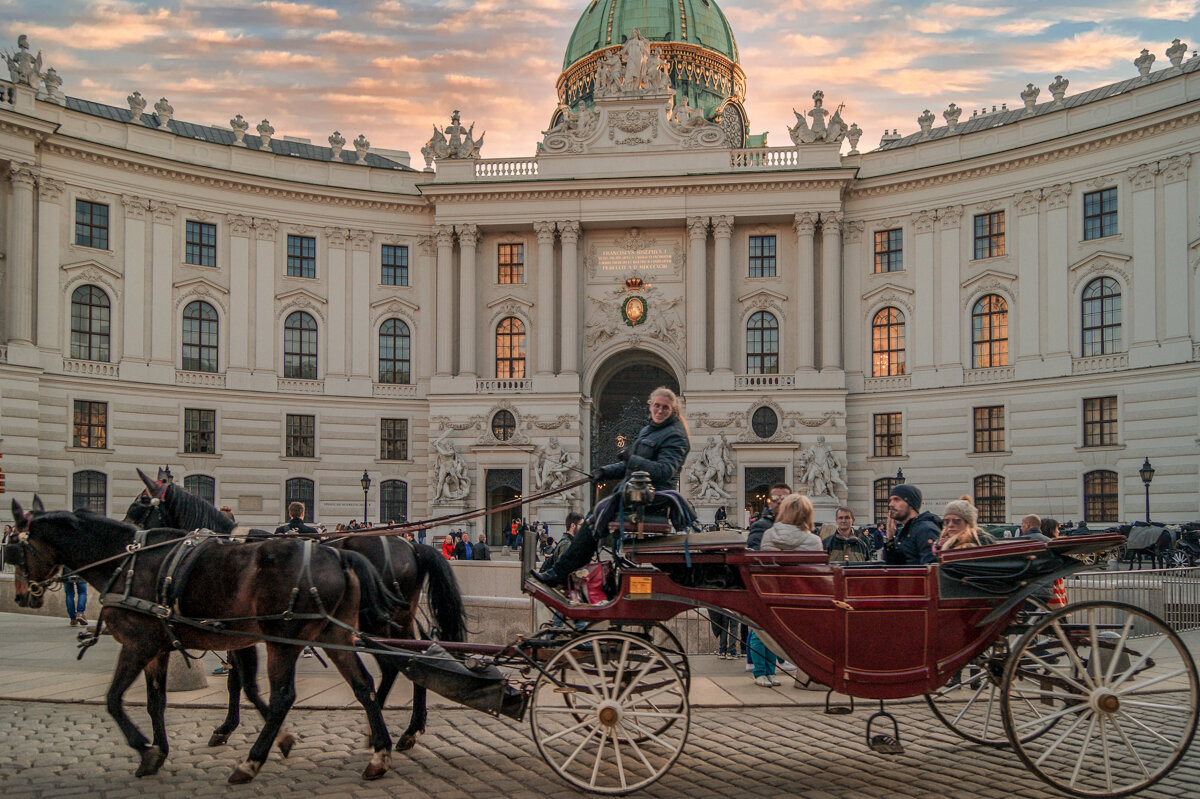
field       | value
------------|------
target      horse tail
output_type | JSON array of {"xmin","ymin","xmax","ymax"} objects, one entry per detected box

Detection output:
[
  {"xmin": 414, "ymin": 543, "xmax": 467, "ymax": 642},
  {"xmin": 337, "ymin": 549, "xmax": 403, "ymax": 631}
]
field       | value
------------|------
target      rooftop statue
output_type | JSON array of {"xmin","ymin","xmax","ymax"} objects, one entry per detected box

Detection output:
[
  {"xmin": 541, "ymin": 102, "xmax": 600, "ymax": 154},
  {"xmin": 594, "ymin": 28, "xmax": 674, "ymax": 98},
  {"xmin": 789, "ymin": 90, "xmax": 852, "ymax": 145},
  {"xmin": 421, "ymin": 109, "xmax": 485, "ymax": 168},
  {"xmin": 4, "ymin": 34, "xmax": 43, "ymax": 87}
]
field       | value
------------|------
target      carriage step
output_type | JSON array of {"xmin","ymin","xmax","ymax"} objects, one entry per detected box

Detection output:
[{"xmin": 868, "ymin": 735, "xmax": 905, "ymax": 755}]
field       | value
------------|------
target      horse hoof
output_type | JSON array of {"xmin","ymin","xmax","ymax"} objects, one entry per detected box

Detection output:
[
  {"xmin": 362, "ymin": 751, "xmax": 390, "ymax": 780},
  {"xmin": 134, "ymin": 746, "xmax": 162, "ymax": 777},
  {"xmin": 228, "ymin": 761, "xmax": 261, "ymax": 784},
  {"xmin": 395, "ymin": 731, "xmax": 421, "ymax": 751},
  {"xmin": 208, "ymin": 732, "xmax": 231, "ymax": 747},
  {"xmin": 275, "ymin": 732, "xmax": 296, "ymax": 758}
]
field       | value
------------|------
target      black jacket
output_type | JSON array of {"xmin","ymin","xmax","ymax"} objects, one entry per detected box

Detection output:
[
  {"xmin": 824, "ymin": 532, "xmax": 874, "ymax": 562},
  {"xmin": 274, "ymin": 517, "xmax": 318, "ymax": 536},
  {"xmin": 472, "ymin": 541, "xmax": 491, "ymax": 560},
  {"xmin": 746, "ymin": 508, "xmax": 775, "ymax": 551},
  {"xmin": 883, "ymin": 511, "xmax": 941, "ymax": 565},
  {"xmin": 597, "ymin": 416, "xmax": 690, "ymax": 491}
]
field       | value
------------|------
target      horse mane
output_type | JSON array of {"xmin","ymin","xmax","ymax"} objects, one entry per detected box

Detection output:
[{"xmin": 165, "ymin": 484, "xmax": 236, "ymax": 534}]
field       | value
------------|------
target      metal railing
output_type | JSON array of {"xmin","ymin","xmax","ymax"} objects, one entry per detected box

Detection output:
[{"xmin": 1066, "ymin": 566, "xmax": 1200, "ymax": 634}]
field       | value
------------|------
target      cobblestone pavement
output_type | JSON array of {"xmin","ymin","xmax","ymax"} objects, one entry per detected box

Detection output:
[{"xmin": 2, "ymin": 699, "xmax": 1196, "ymax": 799}]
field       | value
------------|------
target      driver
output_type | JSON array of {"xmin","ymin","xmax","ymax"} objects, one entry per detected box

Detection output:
[{"xmin": 532, "ymin": 387, "xmax": 690, "ymax": 587}]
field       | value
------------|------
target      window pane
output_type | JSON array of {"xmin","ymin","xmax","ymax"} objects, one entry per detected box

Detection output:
[
  {"xmin": 382, "ymin": 244, "xmax": 409, "ymax": 286},
  {"xmin": 287, "ymin": 235, "xmax": 316, "ymax": 278},
  {"xmin": 73, "ymin": 470, "xmax": 107, "ymax": 514},
  {"xmin": 183, "ymin": 474, "xmax": 216, "ymax": 505},
  {"xmin": 498, "ymin": 243, "xmax": 524, "ymax": 284},
  {"xmin": 748, "ymin": 235, "xmax": 777, "ymax": 278},
  {"xmin": 378, "ymin": 319, "xmax": 411, "ymax": 384},
  {"xmin": 185, "ymin": 221, "xmax": 217, "ymax": 266},
  {"xmin": 381, "ymin": 418, "xmax": 409, "ymax": 460},
  {"xmin": 285, "ymin": 478, "xmax": 315, "ymax": 522},
  {"xmin": 873, "ymin": 228, "xmax": 902, "ymax": 273}
]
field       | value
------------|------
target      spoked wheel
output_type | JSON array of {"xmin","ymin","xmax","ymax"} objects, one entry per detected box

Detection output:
[
  {"xmin": 1168, "ymin": 550, "xmax": 1190, "ymax": 569},
  {"xmin": 530, "ymin": 631, "xmax": 690, "ymax": 794},
  {"xmin": 1001, "ymin": 601, "xmax": 1199, "ymax": 798}
]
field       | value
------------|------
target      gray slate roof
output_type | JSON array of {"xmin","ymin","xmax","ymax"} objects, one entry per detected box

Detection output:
[{"xmin": 61, "ymin": 96, "xmax": 415, "ymax": 171}]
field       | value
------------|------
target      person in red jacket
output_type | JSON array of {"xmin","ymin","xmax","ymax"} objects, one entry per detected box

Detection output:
[{"xmin": 441, "ymin": 531, "xmax": 456, "ymax": 560}]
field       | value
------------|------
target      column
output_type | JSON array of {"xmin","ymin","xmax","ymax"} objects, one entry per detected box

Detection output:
[
  {"xmin": 937, "ymin": 206, "xmax": 962, "ymax": 368},
  {"xmin": 417, "ymin": 235, "xmax": 436, "ymax": 380},
  {"xmin": 227, "ymin": 215, "xmax": 251, "ymax": 371},
  {"xmin": 559, "ymin": 220, "xmax": 581, "ymax": 374},
  {"xmin": 457, "ymin": 224, "xmax": 479, "ymax": 376},
  {"xmin": 911, "ymin": 210, "xmax": 936, "ymax": 370},
  {"xmin": 712, "ymin": 215, "xmax": 734, "ymax": 372},
  {"xmin": 350, "ymin": 229, "xmax": 372, "ymax": 379},
  {"xmin": 119, "ymin": 195, "xmax": 148, "ymax": 361},
  {"xmin": 840, "ymin": 220, "xmax": 864, "ymax": 376},
  {"xmin": 534, "ymin": 221, "xmax": 556, "ymax": 376},
  {"xmin": 149, "ymin": 201, "xmax": 177, "ymax": 368},
  {"xmin": 793, "ymin": 212, "xmax": 816, "ymax": 372},
  {"xmin": 5, "ymin": 164, "xmax": 36, "ymax": 345},
  {"xmin": 1128, "ymin": 164, "xmax": 1158, "ymax": 348},
  {"xmin": 325, "ymin": 228, "xmax": 348, "ymax": 377},
  {"xmin": 36, "ymin": 178, "xmax": 64, "ymax": 352},
  {"xmin": 1014, "ymin": 192, "xmax": 1042, "ymax": 360},
  {"xmin": 820, "ymin": 211, "xmax": 843, "ymax": 371},
  {"xmin": 686, "ymin": 216, "xmax": 709, "ymax": 373},
  {"xmin": 1043, "ymin": 184, "xmax": 1071, "ymax": 358},
  {"xmin": 1160, "ymin": 155, "xmax": 1190, "ymax": 342},
  {"xmin": 434, "ymin": 225, "xmax": 454, "ymax": 376},
  {"xmin": 253, "ymin": 220, "xmax": 278, "ymax": 374}
]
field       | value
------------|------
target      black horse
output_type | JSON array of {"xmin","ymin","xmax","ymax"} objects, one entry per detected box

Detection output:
[
  {"xmin": 10, "ymin": 497, "xmax": 402, "ymax": 783},
  {"xmin": 124, "ymin": 471, "xmax": 467, "ymax": 752},
  {"xmin": 1125, "ymin": 524, "xmax": 1174, "ymax": 570}
]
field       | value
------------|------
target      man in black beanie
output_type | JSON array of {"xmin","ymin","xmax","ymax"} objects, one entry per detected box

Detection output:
[{"xmin": 883, "ymin": 484, "xmax": 940, "ymax": 565}]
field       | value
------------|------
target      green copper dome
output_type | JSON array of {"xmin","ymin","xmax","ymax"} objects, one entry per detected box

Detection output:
[{"xmin": 563, "ymin": 0, "xmax": 739, "ymax": 71}]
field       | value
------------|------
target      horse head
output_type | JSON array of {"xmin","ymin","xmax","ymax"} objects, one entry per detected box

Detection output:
[
  {"xmin": 123, "ymin": 468, "xmax": 171, "ymax": 528},
  {"xmin": 8, "ymin": 497, "xmax": 62, "ymax": 608}
]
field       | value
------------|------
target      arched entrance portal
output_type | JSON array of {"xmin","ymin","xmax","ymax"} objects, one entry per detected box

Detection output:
[{"xmin": 589, "ymin": 351, "xmax": 680, "ymax": 498}]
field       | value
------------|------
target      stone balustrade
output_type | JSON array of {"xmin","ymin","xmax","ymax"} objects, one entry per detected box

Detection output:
[
  {"xmin": 175, "ymin": 370, "xmax": 226, "ymax": 387},
  {"xmin": 476, "ymin": 377, "xmax": 533, "ymax": 393},
  {"xmin": 474, "ymin": 158, "xmax": 539, "ymax": 178},
  {"xmin": 373, "ymin": 383, "xmax": 418, "ymax": 398},
  {"xmin": 863, "ymin": 375, "xmax": 912, "ymax": 392},
  {"xmin": 62, "ymin": 358, "xmax": 118, "ymax": 378},
  {"xmin": 734, "ymin": 373, "xmax": 796, "ymax": 389},
  {"xmin": 963, "ymin": 366, "xmax": 1015, "ymax": 384},
  {"xmin": 277, "ymin": 377, "xmax": 324, "ymax": 393},
  {"xmin": 730, "ymin": 147, "xmax": 800, "ymax": 169},
  {"xmin": 1071, "ymin": 353, "xmax": 1130, "ymax": 374}
]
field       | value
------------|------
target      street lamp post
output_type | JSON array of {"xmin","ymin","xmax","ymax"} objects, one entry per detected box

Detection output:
[
  {"xmin": 361, "ymin": 470, "xmax": 371, "ymax": 524},
  {"xmin": 1139, "ymin": 458, "xmax": 1155, "ymax": 523},
  {"xmin": 895, "ymin": 467, "xmax": 905, "ymax": 483},
  {"xmin": 161, "ymin": 465, "xmax": 174, "ymax": 484}
]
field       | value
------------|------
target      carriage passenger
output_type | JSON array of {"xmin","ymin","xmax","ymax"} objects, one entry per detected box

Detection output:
[
  {"xmin": 746, "ymin": 483, "xmax": 791, "ymax": 550},
  {"xmin": 882, "ymin": 484, "xmax": 940, "ymax": 565},
  {"xmin": 532, "ymin": 387, "xmax": 690, "ymax": 587},
  {"xmin": 761, "ymin": 494, "xmax": 822, "ymax": 551},
  {"xmin": 935, "ymin": 498, "xmax": 983, "ymax": 552},
  {"xmin": 824, "ymin": 506, "xmax": 874, "ymax": 562},
  {"xmin": 274, "ymin": 501, "xmax": 318, "ymax": 536}
]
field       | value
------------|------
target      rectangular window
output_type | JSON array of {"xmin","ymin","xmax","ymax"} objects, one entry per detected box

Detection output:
[
  {"xmin": 975, "ymin": 475, "xmax": 1006, "ymax": 524},
  {"xmin": 873, "ymin": 477, "xmax": 900, "ymax": 526},
  {"xmin": 72, "ymin": 400, "xmax": 107, "ymax": 448},
  {"xmin": 873, "ymin": 228, "xmax": 903, "ymax": 273},
  {"xmin": 380, "ymin": 418, "xmax": 409, "ymax": 461},
  {"xmin": 185, "ymin": 220, "xmax": 217, "ymax": 266},
  {"xmin": 286, "ymin": 235, "xmax": 316, "ymax": 278},
  {"xmin": 973, "ymin": 406, "xmax": 1005, "ymax": 453},
  {"xmin": 75, "ymin": 200, "xmax": 109, "ymax": 250},
  {"xmin": 183, "ymin": 408, "xmax": 216, "ymax": 454},
  {"xmin": 973, "ymin": 211, "xmax": 1005, "ymax": 259},
  {"xmin": 1082, "ymin": 396, "xmax": 1118, "ymax": 448},
  {"xmin": 381, "ymin": 244, "xmax": 409, "ymax": 286},
  {"xmin": 285, "ymin": 414, "xmax": 315, "ymax": 458},
  {"xmin": 748, "ymin": 235, "xmax": 777, "ymax": 278},
  {"xmin": 498, "ymin": 243, "xmax": 524, "ymax": 284},
  {"xmin": 1083, "ymin": 187, "xmax": 1118, "ymax": 240},
  {"xmin": 872, "ymin": 412, "xmax": 903, "ymax": 457}
]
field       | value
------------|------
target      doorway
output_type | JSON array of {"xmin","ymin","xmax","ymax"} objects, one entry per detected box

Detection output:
[{"xmin": 485, "ymin": 469, "xmax": 523, "ymax": 547}]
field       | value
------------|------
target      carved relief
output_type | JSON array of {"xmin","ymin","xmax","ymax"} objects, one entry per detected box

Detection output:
[
  {"xmin": 1069, "ymin": 258, "xmax": 1131, "ymax": 297},
  {"xmin": 477, "ymin": 401, "xmax": 530, "ymax": 446},
  {"xmin": 1161, "ymin": 154, "xmax": 1190, "ymax": 184},
  {"xmin": 350, "ymin": 229, "xmax": 373, "ymax": 251},
  {"xmin": 369, "ymin": 298, "xmax": 418, "ymax": 329},
  {"xmin": 842, "ymin": 220, "xmax": 865, "ymax": 243},
  {"xmin": 1044, "ymin": 183, "xmax": 1072, "ymax": 210},
  {"xmin": 1014, "ymin": 190, "xmax": 1041, "ymax": 216},
  {"xmin": 256, "ymin": 219, "xmax": 278, "ymax": 242},
  {"xmin": 583, "ymin": 231, "xmax": 684, "ymax": 279},
  {"xmin": 227, "ymin": 214, "xmax": 251, "ymax": 237},
  {"xmin": 174, "ymin": 279, "xmax": 230, "ymax": 317},
  {"xmin": 37, "ymin": 177, "xmax": 64, "ymax": 202},
  {"xmin": 151, "ymin": 201, "xmax": 177, "ymax": 224},
  {"xmin": 911, "ymin": 210, "xmax": 936, "ymax": 233},
  {"xmin": 276, "ymin": 290, "xmax": 327, "ymax": 323},
  {"xmin": 1126, "ymin": 164, "xmax": 1158, "ymax": 191},
  {"xmin": 962, "ymin": 278, "xmax": 1016, "ymax": 311},
  {"xmin": 793, "ymin": 212, "xmax": 816, "ymax": 236},
  {"xmin": 324, "ymin": 227, "xmax": 348, "ymax": 248},
  {"xmin": 122, "ymin": 195, "xmax": 147, "ymax": 219},
  {"xmin": 585, "ymin": 280, "xmax": 683, "ymax": 351},
  {"xmin": 608, "ymin": 109, "xmax": 658, "ymax": 146},
  {"xmin": 939, "ymin": 205, "xmax": 964, "ymax": 228}
]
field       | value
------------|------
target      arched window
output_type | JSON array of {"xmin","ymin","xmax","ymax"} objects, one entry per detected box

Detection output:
[
  {"xmin": 378, "ymin": 319, "xmax": 411, "ymax": 384},
  {"xmin": 873, "ymin": 477, "xmax": 900, "ymax": 525},
  {"xmin": 495, "ymin": 317, "xmax": 525, "ymax": 379},
  {"xmin": 183, "ymin": 474, "xmax": 216, "ymax": 506},
  {"xmin": 971, "ymin": 294, "xmax": 1008, "ymax": 368},
  {"xmin": 285, "ymin": 477, "xmax": 315, "ymax": 522},
  {"xmin": 70, "ymin": 285, "xmax": 110, "ymax": 362},
  {"xmin": 491, "ymin": 409, "xmax": 516, "ymax": 441},
  {"xmin": 283, "ymin": 311, "xmax": 317, "ymax": 379},
  {"xmin": 746, "ymin": 311, "xmax": 779, "ymax": 374},
  {"xmin": 1082, "ymin": 277, "xmax": 1122, "ymax": 356},
  {"xmin": 1083, "ymin": 470, "xmax": 1118, "ymax": 523},
  {"xmin": 871, "ymin": 307, "xmax": 905, "ymax": 377},
  {"xmin": 380, "ymin": 480, "xmax": 408, "ymax": 523},
  {"xmin": 182, "ymin": 300, "xmax": 219, "ymax": 372},
  {"xmin": 751, "ymin": 406, "xmax": 778, "ymax": 439},
  {"xmin": 974, "ymin": 475, "xmax": 1006, "ymax": 524},
  {"xmin": 72, "ymin": 470, "xmax": 107, "ymax": 514}
]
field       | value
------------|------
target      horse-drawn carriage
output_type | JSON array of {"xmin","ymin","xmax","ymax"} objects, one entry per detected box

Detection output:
[{"xmin": 8, "ymin": 478, "xmax": 1199, "ymax": 798}]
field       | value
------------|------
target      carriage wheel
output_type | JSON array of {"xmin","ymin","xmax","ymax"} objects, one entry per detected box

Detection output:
[
  {"xmin": 530, "ymin": 631, "xmax": 690, "ymax": 795},
  {"xmin": 1168, "ymin": 550, "xmax": 1190, "ymax": 569},
  {"xmin": 1001, "ymin": 601, "xmax": 1199, "ymax": 798}
]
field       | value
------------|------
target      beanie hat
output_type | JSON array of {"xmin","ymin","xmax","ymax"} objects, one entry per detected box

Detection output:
[
  {"xmin": 942, "ymin": 499, "xmax": 978, "ymax": 527},
  {"xmin": 889, "ymin": 483, "xmax": 922, "ymax": 512}
]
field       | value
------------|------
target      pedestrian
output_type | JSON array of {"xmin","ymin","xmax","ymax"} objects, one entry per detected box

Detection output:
[
  {"xmin": 63, "ymin": 568, "xmax": 88, "ymax": 626},
  {"xmin": 472, "ymin": 534, "xmax": 491, "ymax": 560},
  {"xmin": 441, "ymin": 532, "xmax": 456, "ymax": 560},
  {"xmin": 274, "ymin": 502, "xmax": 318, "ymax": 535}
]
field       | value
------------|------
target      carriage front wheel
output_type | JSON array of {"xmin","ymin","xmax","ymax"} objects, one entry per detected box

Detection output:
[
  {"xmin": 1001, "ymin": 601, "xmax": 1199, "ymax": 798},
  {"xmin": 529, "ymin": 631, "xmax": 690, "ymax": 795}
]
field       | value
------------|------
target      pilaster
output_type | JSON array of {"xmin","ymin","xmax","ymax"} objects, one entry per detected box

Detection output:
[
  {"xmin": 820, "ymin": 211, "xmax": 843, "ymax": 371},
  {"xmin": 712, "ymin": 215, "xmax": 734, "ymax": 373},
  {"xmin": 434, "ymin": 225, "xmax": 455, "ymax": 376},
  {"xmin": 686, "ymin": 216, "xmax": 709, "ymax": 374},
  {"xmin": 534, "ymin": 221, "xmax": 556, "ymax": 376},
  {"xmin": 793, "ymin": 212, "xmax": 816, "ymax": 372},
  {"xmin": 559, "ymin": 220, "xmax": 581, "ymax": 376},
  {"xmin": 458, "ymin": 224, "xmax": 479, "ymax": 377}
]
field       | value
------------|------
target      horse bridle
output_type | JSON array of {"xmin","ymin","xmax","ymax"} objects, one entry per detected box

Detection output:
[{"xmin": 3, "ymin": 515, "xmax": 56, "ymax": 597}]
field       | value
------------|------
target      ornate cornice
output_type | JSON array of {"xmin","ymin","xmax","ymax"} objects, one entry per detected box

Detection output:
[{"xmin": 428, "ymin": 178, "xmax": 849, "ymax": 205}]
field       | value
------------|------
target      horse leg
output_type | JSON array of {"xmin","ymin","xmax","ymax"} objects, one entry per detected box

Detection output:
[
  {"xmin": 209, "ymin": 650, "xmax": 244, "ymax": 747},
  {"xmin": 143, "ymin": 651, "xmax": 171, "ymax": 773},
  {"xmin": 228, "ymin": 645, "xmax": 300, "ymax": 784},
  {"xmin": 397, "ymin": 682, "xmax": 427, "ymax": 752},
  {"xmin": 106, "ymin": 643, "xmax": 162, "ymax": 777},
  {"xmin": 326, "ymin": 648, "xmax": 392, "ymax": 780}
]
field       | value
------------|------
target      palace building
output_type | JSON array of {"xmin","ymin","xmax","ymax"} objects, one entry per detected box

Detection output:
[{"xmin": 1, "ymin": 2, "xmax": 1198, "ymax": 538}]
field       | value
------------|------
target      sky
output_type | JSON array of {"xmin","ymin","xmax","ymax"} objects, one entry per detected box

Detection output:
[{"xmin": 4, "ymin": 1, "xmax": 1198, "ymax": 160}]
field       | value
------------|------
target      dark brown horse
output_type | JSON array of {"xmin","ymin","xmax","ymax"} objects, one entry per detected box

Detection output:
[
  {"xmin": 9, "ymin": 497, "xmax": 402, "ymax": 783},
  {"xmin": 124, "ymin": 472, "xmax": 467, "ymax": 751}
]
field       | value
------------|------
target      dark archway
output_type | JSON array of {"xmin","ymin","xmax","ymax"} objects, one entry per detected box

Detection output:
[
  {"xmin": 589, "ymin": 351, "xmax": 680, "ymax": 498},
  {"xmin": 485, "ymin": 469, "xmax": 522, "ymax": 547}
]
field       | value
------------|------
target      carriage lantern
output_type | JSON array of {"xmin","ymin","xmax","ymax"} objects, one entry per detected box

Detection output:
[
  {"xmin": 1139, "ymin": 458, "xmax": 1155, "ymax": 522},
  {"xmin": 361, "ymin": 470, "xmax": 371, "ymax": 523}
]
